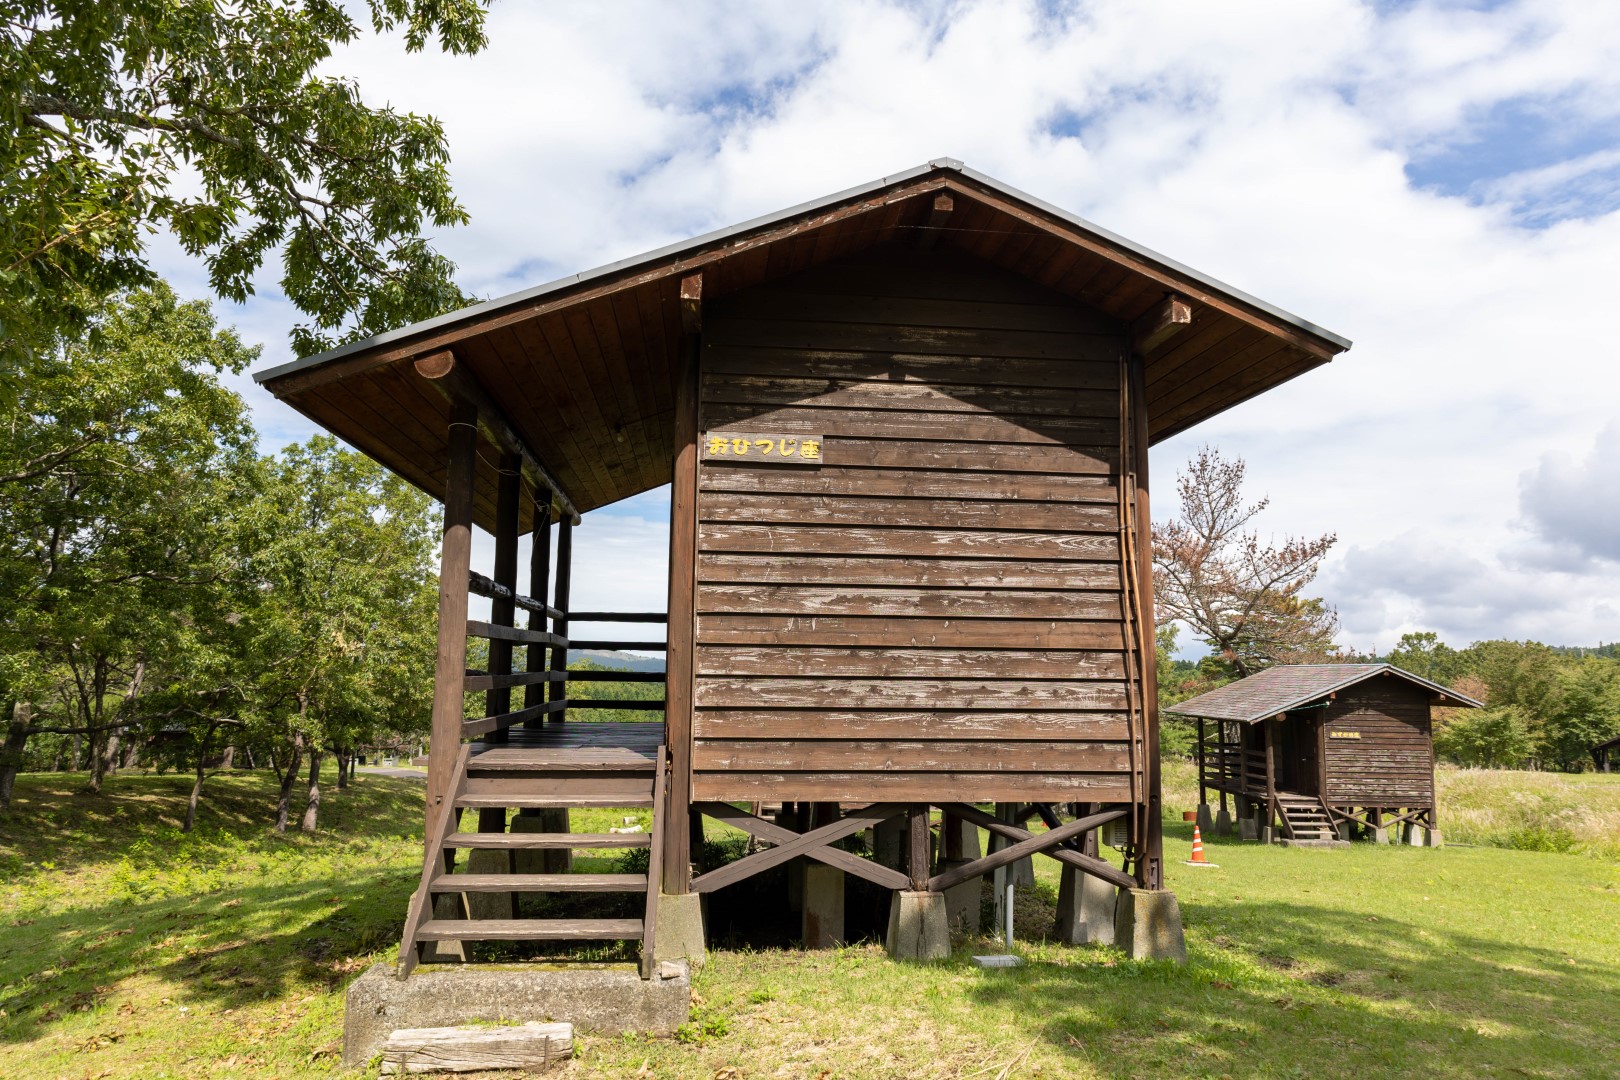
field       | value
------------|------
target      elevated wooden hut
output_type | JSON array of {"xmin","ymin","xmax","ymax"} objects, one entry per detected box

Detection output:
[
  {"xmin": 254, "ymin": 159, "xmax": 1351, "ymax": 975},
  {"xmin": 1169, "ymin": 664, "xmax": 1479, "ymax": 846}
]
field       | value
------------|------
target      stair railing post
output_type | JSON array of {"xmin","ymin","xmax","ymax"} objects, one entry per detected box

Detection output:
[{"xmin": 427, "ymin": 403, "xmax": 478, "ymax": 839}]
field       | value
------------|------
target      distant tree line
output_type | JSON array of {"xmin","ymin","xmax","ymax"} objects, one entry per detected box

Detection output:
[
  {"xmin": 1151, "ymin": 449, "xmax": 1620, "ymax": 772},
  {"xmin": 0, "ymin": 286, "xmax": 440, "ymax": 829}
]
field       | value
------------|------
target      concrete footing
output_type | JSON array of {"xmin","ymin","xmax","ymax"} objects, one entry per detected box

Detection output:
[
  {"xmin": 1372, "ymin": 826, "xmax": 1389, "ymax": 844},
  {"xmin": 422, "ymin": 894, "xmax": 466, "ymax": 964},
  {"xmin": 886, "ymin": 891, "xmax": 950, "ymax": 961},
  {"xmin": 1425, "ymin": 828, "xmax": 1444, "ymax": 848},
  {"xmin": 1195, "ymin": 803, "xmax": 1214, "ymax": 835},
  {"xmin": 1214, "ymin": 806, "xmax": 1233, "ymax": 837},
  {"xmin": 1238, "ymin": 817, "xmax": 1258, "ymax": 841},
  {"xmin": 937, "ymin": 859, "xmax": 981, "ymax": 935},
  {"xmin": 1113, "ymin": 889, "xmax": 1186, "ymax": 964},
  {"xmin": 872, "ymin": 817, "xmax": 904, "ymax": 870},
  {"xmin": 510, "ymin": 809, "xmax": 571, "ymax": 874},
  {"xmin": 653, "ymin": 892, "xmax": 706, "ymax": 969},
  {"xmin": 342, "ymin": 962, "xmax": 689, "ymax": 1067},
  {"xmin": 463, "ymin": 849, "xmax": 515, "ymax": 920},
  {"xmin": 801, "ymin": 864, "xmax": 845, "ymax": 947},
  {"xmin": 1055, "ymin": 867, "xmax": 1116, "ymax": 945}
]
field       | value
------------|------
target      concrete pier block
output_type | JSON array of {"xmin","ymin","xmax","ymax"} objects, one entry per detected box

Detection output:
[
  {"xmin": 1372, "ymin": 826, "xmax": 1389, "ymax": 844},
  {"xmin": 510, "ymin": 809, "xmax": 571, "ymax": 874},
  {"xmin": 1113, "ymin": 889, "xmax": 1186, "ymax": 964},
  {"xmin": 1214, "ymin": 806, "xmax": 1233, "ymax": 837},
  {"xmin": 1425, "ymin": 828, "xmax": 1444, "ymax": 848},
  {"xmin": 464, "ymin": 848, "xmax": 514, "ymax": 920},
  {"xmin": 1195, "ymin": 803, "xmax": 1215, "ymax": 835},
  {"xmin": 1238, "ymin": 817, "xmax": 1258, "ymax": 841},
  {"xmin": 422, "ymin": 893, "xmax": 467, "ymax": 964},
  {"xmin": 937, "ymin": 860, "xmax": 981, "ymax": 935},
  {"xmin": 1055, "ymin": 867, "xmax": 1116, "ymax": 945},
  {"xmin": 885, "ymin": 891, "xmax": 950, "ymax": 961},
  {"xmin": 1337, "ymin": 820, "xmax": 1355, "ymax": 842},
  {"xmin": 801, "ymin": 864, "xmax": 845, "ymax": 948},
  {"xmin": 653, "ymin": 892, "xmax": 707, "ymax": 970},
  {"xmin": 872, "ymin": 817, "xmax": 904, "ymax": 870}
]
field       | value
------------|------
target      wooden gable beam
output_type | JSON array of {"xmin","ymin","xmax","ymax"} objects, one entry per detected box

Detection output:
[
  {"xmin": 1132, "ymin": 293, "xmax": 1193, "ymax": 354},
  {"xmin": 916, "ymin": 192, "xmax": 953, "ymax": 250},
  {"xmin": 414, "ymin": 349, "xmax": 582, "ymax": 525},
  {"xmin": 679, "ymin": 272, "xmax": 703, "ymax": 334}
]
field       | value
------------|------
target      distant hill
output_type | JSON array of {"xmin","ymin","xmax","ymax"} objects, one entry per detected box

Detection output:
[
  {"xmin": 1549, "ymin": 644, "xmax": 1619, "ymax": 659},
  {"xmin": 574, "ymin": 649, "xmax": 665, "ymax": 672}
]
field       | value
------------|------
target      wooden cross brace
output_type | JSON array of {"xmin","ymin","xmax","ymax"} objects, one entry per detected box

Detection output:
[
  {"xmin": 689, "ymin": 802, "xmax": 911, "ymax": 893},
  {"xmin": 933, "ymin": 803, "xmax": 1135, "ymax": 892}
]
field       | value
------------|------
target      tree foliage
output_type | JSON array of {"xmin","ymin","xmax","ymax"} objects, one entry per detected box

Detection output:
[
  {"xmin": 1153, "ymin": 447, "xmax": 1339, "ymax": 677},
  {"xmin": 2, "ymin": 0, "xmax": 487, "ymax": 377}
]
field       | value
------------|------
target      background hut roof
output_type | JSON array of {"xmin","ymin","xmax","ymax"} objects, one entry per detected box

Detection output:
[
  {"xmin": 253, "ymin": 158, "xmax": 1351, "ymax": 530},
  {"xmin": 1166, "ymin": 664, "xmax": 1481, "ymax": 723}
]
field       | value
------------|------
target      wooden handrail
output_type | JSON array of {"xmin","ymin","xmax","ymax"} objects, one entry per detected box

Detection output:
[
  {"xmin": 467, "ymin": 621, "xmax": 566, "ymax": 648},
  {"xmin": 467, "ymin": 570, "xmax": 563, "ymax": 623}
]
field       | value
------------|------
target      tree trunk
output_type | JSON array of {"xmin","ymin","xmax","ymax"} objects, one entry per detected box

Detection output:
[
  {"xmin": 183, "ymin": 721, "xmax": 219, "ymax": 834},
  {"xmin": 301, "ymin": 747, "xmax": 323, "ymax": 832},
  {"xmin": 0, "ymin": 702, "xmax": 31, "ymax": 811},
  {"xmin": 122, "ymin": 736, "xmax": 140, "ymax": 770},
  {"xmin": 335, "ymin": 748, "xmax": 350, "ymax": 790},
  {"xmin": 275, "ymin": 733, "xmax": 304, "ymax": 834},
  {"xmin": 220, "ymin": 745, "xmax": 235, "ymax": 771}
]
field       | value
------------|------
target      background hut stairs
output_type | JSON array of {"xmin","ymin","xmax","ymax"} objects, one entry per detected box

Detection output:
[
  {"xmin": 396, "ymin": 743, "xmax": 668, "ymax": 978},
  {"xmin": 1274, "ymin": 793, "xmax": 1348, "ymax": 848}
]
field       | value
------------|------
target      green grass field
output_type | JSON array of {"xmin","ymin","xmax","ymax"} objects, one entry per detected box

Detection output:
[{"xmin": 2, "ymin": 766, "xmax": 1617, "ymax": 1078}]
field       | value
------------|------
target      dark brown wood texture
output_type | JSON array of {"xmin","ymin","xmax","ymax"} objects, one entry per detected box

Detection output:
[
  {"xmin": 690, "ymin": 247, "xmax": 1139, "ymax": 805},
  {"xmin": 263, "ymin": 167, "xmax": 1347, "ymax": 531},
  {"xmin": 1319, "ymin": 681, "xmax": 1436, "ymax": 806}
]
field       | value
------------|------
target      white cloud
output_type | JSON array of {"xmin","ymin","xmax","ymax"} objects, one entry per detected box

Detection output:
[{"xmin": 143, "ymin": 0, "xmax": 1620, "ymax": 647}]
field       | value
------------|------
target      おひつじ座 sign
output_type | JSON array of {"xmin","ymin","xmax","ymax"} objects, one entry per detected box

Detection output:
[{"xmin": 702, "ymin": 432, "xmax": 824, "ymax": 465}]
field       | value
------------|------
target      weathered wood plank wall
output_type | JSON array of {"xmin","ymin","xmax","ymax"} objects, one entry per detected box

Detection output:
[
  {"xmin": 690, "ymin": 245, "xmax": 1139, "ymax": 804},
  {"xmin": 1320, "ymin": 681, "xmax": 1436, "ymax": 805}
]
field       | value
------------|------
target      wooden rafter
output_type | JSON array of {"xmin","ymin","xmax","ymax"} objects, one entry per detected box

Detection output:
[
  {"xmin": 413, "ymin": 348, "xmax": 581, "ymax": 524},
  {"xmin": 1132, "ymin": 293, "xmax": 1193, "ymax": 353}
]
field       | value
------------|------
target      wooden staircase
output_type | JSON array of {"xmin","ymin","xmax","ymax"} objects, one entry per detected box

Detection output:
[
  {"xmin": 398, "ymin": 743, "xmax": 667, "ymax": 977},
  {"xmin": 1276, "ymin": 793, "xmax": 1339, "ymax": 843}
]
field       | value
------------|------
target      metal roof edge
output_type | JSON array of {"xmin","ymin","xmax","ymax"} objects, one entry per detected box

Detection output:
[{"xmin": 254, "ymin": 156, "xmax": 1351, "ymax": 386}]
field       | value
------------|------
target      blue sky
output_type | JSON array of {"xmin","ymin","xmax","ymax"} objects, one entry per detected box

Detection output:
[{"xmin": 173, "ymin": 0, "xmax": 1620, "ymax": 653}]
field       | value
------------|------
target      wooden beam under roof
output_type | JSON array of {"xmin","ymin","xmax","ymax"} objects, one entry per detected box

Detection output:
[
  {"xmin": 414, "ymin": 349, "xmax": 582, "ymax": 524},
  {"xmin": 679, "ymin": 272, "xmax": 703, "ymax": 335},
  {"xmin": 1132, "ymin": 293, "xmax": 1193, "ymax": 353},
  {"xmin": 916, "ymin": 192, "xmax": 953, "ymax": 250}
]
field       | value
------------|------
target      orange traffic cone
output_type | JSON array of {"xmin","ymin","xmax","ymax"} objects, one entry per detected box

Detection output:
[{"xmin": 1185, "ymin": 825, "xmax": 1218, "ymax": 868}]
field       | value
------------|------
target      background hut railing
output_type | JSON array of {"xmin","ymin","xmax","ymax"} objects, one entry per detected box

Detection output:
[{"xmin": 563, "ymin": 612, "xmax": 667, "ymax": 714}]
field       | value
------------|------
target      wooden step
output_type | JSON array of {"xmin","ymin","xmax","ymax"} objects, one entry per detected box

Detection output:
[
  {"xmin": 445, "ymin": 832, "xmax": 650, "ymax": 849},
  {"xmin": 469, "ymin": 747, "xmax": 658, "ymax": 773},
  {"xmin": 456, "ymin": 776, "xmax": 654, "ymax": 809},
  {"xmin": 432, "ymin": 873, "xmax": 648, "ymax": 893},
  {"xmin": 416, "ymin": 918, "xmax": 644, "ymax": 942}
]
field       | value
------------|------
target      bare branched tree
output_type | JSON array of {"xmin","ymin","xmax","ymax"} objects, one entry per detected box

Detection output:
[{"xmin": 1153, "ymin": 447, "xmax": 1339, "ymax": 677}]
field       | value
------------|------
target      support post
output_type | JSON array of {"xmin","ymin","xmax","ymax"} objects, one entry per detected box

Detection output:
[
  {"xmin": 1129, "ymin": 355, "xmax": 1164, "ymax": 890},
  {"xmin": 485, "ymin": 452, "xmax": 522, "ymax": 744},
  {"xmin": 427, "ymin": 403, "xmax": 478, "ymax": 836},
  {"xmin": 522, "ymin": 490, "xmax": 553, "ymax": 728},
  {"xmin": 548, "ymin": 518, "xmax": 573, "ymax": 722},
  {"xmin": 907, "ymin": 805, "xmax": 931, "ymax": 892},
  {"xmin": 663, "ymin": 300, "xmax": 701, "ymax": 895}
]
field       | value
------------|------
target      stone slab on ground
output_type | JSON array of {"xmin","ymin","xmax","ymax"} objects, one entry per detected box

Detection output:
[
  {"xmin": 1278, "ymin": 838, "xmax": 1351, "ymax": 849},
  {"xmin": 343, "ymin": 962, "xmax": 689, "ymax": 1067},
  {"xmin": 379, "ymin": 1021, "xmax": 572, "ymax": 1074}
]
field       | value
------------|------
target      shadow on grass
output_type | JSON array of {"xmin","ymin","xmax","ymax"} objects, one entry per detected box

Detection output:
[
  {"xmin": 0, "ymin": 863, "xmax": 418, "ymax": 1045},
  {"xmin": 963, "ymin": 899, "xmax": 1618, "ymax": 1077}
]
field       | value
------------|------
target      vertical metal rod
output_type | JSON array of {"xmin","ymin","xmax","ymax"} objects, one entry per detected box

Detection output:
[{"xmin": 1004, "ymin": 880, "xmax": 1014, "ymax": 952}]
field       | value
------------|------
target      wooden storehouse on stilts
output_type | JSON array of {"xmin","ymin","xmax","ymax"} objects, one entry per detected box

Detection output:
[
  {"xmin": 254, "ymin": 159, "xmax": 1351, "ymax": 1005},
  {"xmin": 1169, "ymin": 664, "xmax": 1480, "ymax": 847}
]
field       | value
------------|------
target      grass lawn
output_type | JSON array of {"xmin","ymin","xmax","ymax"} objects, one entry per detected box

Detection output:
[{"xmin": 2, "ymin": 767, "xmax": 1617, "ymax": 1078}]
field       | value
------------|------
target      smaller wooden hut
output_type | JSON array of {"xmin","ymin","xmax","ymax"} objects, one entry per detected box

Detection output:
[
  {"xmin": 1593, "ymin": 734, "xmax": 1620, "ymax": 773},
  {"xmin": 1168, "ymin": 664, "xmax": 1479, "ymax": 846}
]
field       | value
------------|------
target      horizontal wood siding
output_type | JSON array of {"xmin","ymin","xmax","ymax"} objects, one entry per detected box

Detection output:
[
  {"xmin": 693, "ymin": 245, "xmax": 1137, "ymax": 804},
  {"xmin": 1321, "ymin": 681, "xmax": 1436, "ymax": 806}
]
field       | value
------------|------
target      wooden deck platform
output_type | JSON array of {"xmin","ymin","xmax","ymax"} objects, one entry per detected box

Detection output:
[{"xmin": 467, "ymin": 721, "xmax": 663, "ymax": 765}]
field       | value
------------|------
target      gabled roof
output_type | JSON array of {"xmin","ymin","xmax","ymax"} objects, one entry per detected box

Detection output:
[
  {"xmin": 1166, "ymin": 664, "xmax": 1482, "ymax": 724},
  {"xmin": 253, "ymin": 158, "xmax": 1352, "ymax": 528}
]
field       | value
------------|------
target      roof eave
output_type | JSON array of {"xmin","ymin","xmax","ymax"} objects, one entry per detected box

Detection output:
[{"xmin": 253, "ymin": 157, "xmax": 1352, "ymax": 389}]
